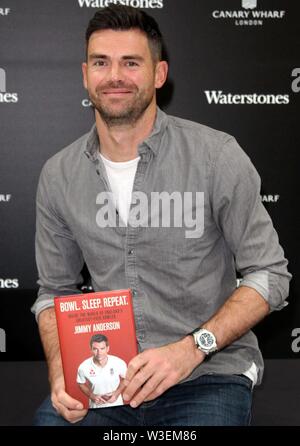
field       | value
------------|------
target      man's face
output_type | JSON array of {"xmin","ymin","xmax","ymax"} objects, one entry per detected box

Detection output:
[
  {"xmin": 91, "ymin": 341, "xmax": 109, "ymax": 362},
  {"xmin": 82, "ymin": 28, "xmax": 168, "ymax": 126}
]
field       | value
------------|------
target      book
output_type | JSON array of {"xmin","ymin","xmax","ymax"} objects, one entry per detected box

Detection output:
[{"xmin": 54, "ymin": 289, "xmax": 137, "ymax": 409}]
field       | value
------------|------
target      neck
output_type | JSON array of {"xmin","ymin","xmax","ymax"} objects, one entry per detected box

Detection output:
[
  {"xmin": 95, "ymin": 101, "xmax": 157, "ymax": 162},
  {"xmin": 93, "ymin": 356, "xmax": 108, "ymax": 368}
]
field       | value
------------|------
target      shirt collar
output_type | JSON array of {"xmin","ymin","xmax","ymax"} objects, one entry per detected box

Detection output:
[
  {"xmin": 140, "ymin": 107, "xmax": 168, "ymax": 155},
  {"xmin": 84, "ymin": 107, "xmax": 168, "ymax": 162}
]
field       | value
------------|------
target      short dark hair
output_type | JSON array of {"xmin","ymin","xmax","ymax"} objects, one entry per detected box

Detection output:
[
  {"xmin": 90, "ymin": 334, "xmax": 108, "ymax": 348},
  {"xmin": 85, "ymin": 4, "xmax": 163, "ymax": 61}
]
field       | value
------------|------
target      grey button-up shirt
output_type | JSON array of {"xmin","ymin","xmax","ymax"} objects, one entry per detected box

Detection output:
[{"xmin": 32, "ymin": 107, "xmax": 291, "ymax": 384}]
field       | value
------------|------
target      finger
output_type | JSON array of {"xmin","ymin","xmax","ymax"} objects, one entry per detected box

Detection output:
[
  {"xmin": 128, "ymin": 373, "xmax": 166, "ymax": 408},
  {"xmin": 123, "ymin": 365, "xmax": 154, "ymax": 402},
  {"xmin": 144, "ymin": 379, "xmax": 171, "ymax": 402},
  {"xmin": 52, "ymin": 394, "xmax": 87, "ymax": 423},
  {"xmin": 56, "ymin": 389, "xmax": 84, "ymax": 411},
  {"xmin": 59, "ymin": 406, "xmax": 87, "ymax": 424},
  {"xmin": 125, "ymin": 353, "xmax": 149, "ymax": 383}
]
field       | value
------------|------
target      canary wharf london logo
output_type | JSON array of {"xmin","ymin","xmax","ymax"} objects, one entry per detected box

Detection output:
[
  {"xmin": 242, "ymin": 0, "xmax": 257, "ymax": 9},
  {"xmin": 212, "ymin": 0, "xmax": 285, "ymax": 27},
  {"xmin": 77, "ymin": 0, "xmax": 164, "ymax": 8},
  {"xmin": 0, "ymin": 8, "xmax": 10, "ymax": 15}
]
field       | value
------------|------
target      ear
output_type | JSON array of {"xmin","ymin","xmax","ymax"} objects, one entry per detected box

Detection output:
[
  {"xmin": 107, "ymin": 345, "xmax": 110, "ymax": 353},
  {"xmin": 82, "ymin": 62, "xmax": 88, "ymax": 90},
  {"xmin": 155, "ymin": 61, "xmax": 168, "ymax": 89}
]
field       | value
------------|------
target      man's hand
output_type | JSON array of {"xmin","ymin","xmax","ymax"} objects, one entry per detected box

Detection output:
[
  {"xmin": 122, "ymin": 336, "xmax": 205, "ymax": 408},
  {"xmin": 38, "ymin": 308, "xmax": 87, "ymax": 423},
  {"xmin": 106, "ymin": 377, "xmax": 127, "ymax": 404},
  {"xmin": 51, "ymin": 375, "xmax": 87, "ymax": 423},
  {"xmin": 91, "ymin": 393, "xmax": 109, "ymax": 405}
]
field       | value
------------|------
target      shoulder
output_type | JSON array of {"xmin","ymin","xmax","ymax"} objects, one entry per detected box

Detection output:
[
  {"xmin": 40, "ymin": 128, "xmax": 92, "ymax": 180},
  {"xmin": 78, "ymin": 357, "xmax": 93, "ymax": 370},
  {"xmin": 108, "ymin": 355, "xmax": 127, "ymax": 367},
  {"xmin": 164, "ymin": 113, "xmax": 241, "ymax": 165},
  {"xmin": 163, "ymin": 113, "xmax": 257, "ymax": 183},
  {"xmin": 167, "ymin": 114, "xmax": 233, "ymax": 148}
]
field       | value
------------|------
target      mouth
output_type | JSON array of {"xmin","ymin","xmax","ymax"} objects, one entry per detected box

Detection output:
[{"xmin": 102, "ymin": 89, "xmax": 133, "ymax": 96}]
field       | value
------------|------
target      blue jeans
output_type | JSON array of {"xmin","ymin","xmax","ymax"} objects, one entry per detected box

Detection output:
[{"xmin": 33, "ymin": 374, "xmax": 252, "ymax": 426}]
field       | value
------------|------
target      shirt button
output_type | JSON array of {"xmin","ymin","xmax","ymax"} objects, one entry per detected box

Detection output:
[{"xmin": 128, "ymin": 250, "xmax": 134, "ymax": 255}]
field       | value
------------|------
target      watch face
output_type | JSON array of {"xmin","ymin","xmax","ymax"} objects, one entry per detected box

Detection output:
[
  {"xmin": 199, "ymin": 332, "xmax": 214, "ymax": 348},
  {"xmin": 193, "ymin": 329, "xmax": 217, "ymax": 354}
]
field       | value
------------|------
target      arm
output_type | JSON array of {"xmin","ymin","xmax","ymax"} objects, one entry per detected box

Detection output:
[
  {"xmin": 39, "ymin": 308, "xmax": 87, "ymax": 422},
  {"xmin": 123, "ymin": 286, "xmax": 269, "ymax": 408},
  {"xmin": 78, "ymin": 383, "xmax": 91, "ymax": 399},
  {"xmin": 123, "ymin": 137, "xmax": 291, "ymax": 407},
  {"xmin": 201, "ymin": 285, "xmax": 269, "ymax": 350},
  {"xmin": 34, "ymin": 162, "xmax": 86, "ymax": 422}
]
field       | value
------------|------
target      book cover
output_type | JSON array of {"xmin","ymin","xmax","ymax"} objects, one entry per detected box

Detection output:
[{"xmin": 54, "ymin": 289, "xmax": 137, "ymax": 409}]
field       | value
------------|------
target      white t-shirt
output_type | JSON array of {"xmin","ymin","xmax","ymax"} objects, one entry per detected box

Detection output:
[
  {"xmin": 77, "ymin": 355, "xmax": 127, "ymax": 408},
  {"xmin": 99, "ymin": 152, "xmax": 140, "ymax": 226},
  {"xmin": 243, "ymin": 361, "xmax": 258, "ymax": 387}
]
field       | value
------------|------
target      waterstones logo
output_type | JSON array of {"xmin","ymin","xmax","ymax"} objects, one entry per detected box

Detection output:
[
  {"xmin": 212, "ymin": 0, "xmax": 285, "ymax": 27},
  {"xmin": 0, "ymin": 68, "xmax": 19, "ymax": 103},
  {"xmin": 77, "ymin": 0, "xmax": 163, "ymax": 8},
  {"xmin": 0, "ymin": 278, "xmax": 19, "ymax": 289},
  {"xmin": 0, "ymin": 68, "xmax": 5, "ymax": 91},
  {"xmin": 204, "ymin": 91, "xmax": 289, "ymax": 105},
  {"xmin": 0, "ymin": 329, "xmax": 6, "ymax": 353}
]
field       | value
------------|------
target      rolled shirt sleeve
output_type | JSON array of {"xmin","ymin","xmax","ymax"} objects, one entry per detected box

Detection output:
[
  {"xmin": 31, "ymin": 161, "xmax": 85, "ymax": 320},
  {"xmin": 210, "ymin": 137, "xmax": 292, "ymax": 312}
]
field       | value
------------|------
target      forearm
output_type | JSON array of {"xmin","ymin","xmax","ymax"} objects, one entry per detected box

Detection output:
[
  {"xmin": 123, "ymin": 287, "xmax": 269, "ymax": 407},
  {"xmin": 38, "ymin": 307, "xmax": 63, "ymax": 388},
  {"xmin": 78, "ymin": 383, "xmax": 92, "ymax": 399},
  {"xmin": 201, "ymin": 285, "xmax": 270, "ymax": 350}
]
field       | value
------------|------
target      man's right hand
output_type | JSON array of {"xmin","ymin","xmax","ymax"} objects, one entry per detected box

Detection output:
[{"xmin": 51, "ymin": 376, "xmax": 87, "ymax": 423}]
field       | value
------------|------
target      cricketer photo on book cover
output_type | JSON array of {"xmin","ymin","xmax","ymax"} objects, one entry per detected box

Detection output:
[{"xmin": 54, "ymin": 289, "xmax": 138, "ymax": 409}]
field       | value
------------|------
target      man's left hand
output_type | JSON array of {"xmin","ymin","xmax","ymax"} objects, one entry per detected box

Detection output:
[{"xmin": 122, "ymin": 336, "xmax": 205, "ymax": 408}]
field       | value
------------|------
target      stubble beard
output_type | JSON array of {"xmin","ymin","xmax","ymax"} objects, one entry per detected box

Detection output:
[{"xmin": 90, "ymin": 82, "xmax": 154, "ymax": 127}]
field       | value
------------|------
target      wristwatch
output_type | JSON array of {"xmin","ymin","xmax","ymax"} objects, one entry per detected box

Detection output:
[{"xmin": 189, "ymin": 328, "xmax": 218, "ymax": 355}]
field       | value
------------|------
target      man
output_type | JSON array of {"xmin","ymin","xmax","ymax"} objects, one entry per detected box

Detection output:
[
  {"xmin": 32, "ymin": 5, "xmax": 291, "ymax": 426},
  {"xmin": 77, "ymin": 334, "xmax": 127, "ymax": 408}
]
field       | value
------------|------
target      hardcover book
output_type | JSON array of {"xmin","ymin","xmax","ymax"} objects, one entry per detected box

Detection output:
[{"xmin": 54, "ymin": 289, "xmax": 137, "ymax": 409}]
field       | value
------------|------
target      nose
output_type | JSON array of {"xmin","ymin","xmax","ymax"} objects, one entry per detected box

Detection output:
[{"xmin": 109, "ymin": 62, "xmax": 123, "ymax": 82}]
